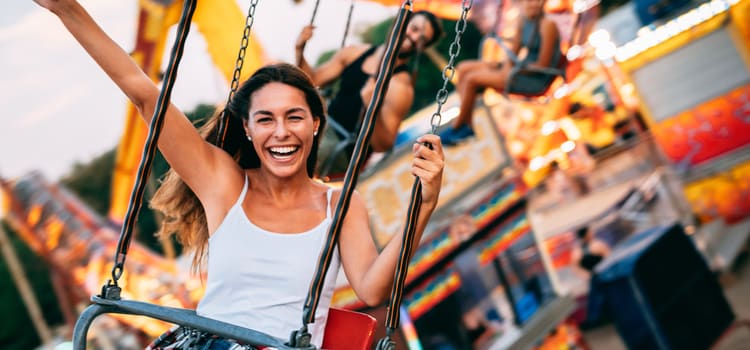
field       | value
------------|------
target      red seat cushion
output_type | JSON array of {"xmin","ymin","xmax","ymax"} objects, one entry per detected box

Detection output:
[{"xmin": 321, "ymin": 308, "xmax": 377, "ymax": 350}]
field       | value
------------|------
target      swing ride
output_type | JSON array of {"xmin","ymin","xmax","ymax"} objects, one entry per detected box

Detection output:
[{"xmin": 1, "ymin": 0, "xmax": 616, "ymax": 348}]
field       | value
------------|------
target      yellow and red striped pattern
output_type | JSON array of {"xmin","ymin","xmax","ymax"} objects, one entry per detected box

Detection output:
[
  {"xmin": 403, "ymin": 268, "xmax": 461, "ymax": 319},
  {"xmin": 478, "ymin": 213, "xmax": 530, "ymax": 265}
]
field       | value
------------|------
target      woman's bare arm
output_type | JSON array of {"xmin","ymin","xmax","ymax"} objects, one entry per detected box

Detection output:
[
  {"xmin": 338, "ymin": 134, "xmax": 444, "ymax": 306},
  {"xmin": 34, "ymin": 0, "xmax": 240, "ymax": 207}
]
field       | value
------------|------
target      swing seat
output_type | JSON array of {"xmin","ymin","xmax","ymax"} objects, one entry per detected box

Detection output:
[
  {"xmin": 478, "ymin": 33, "xmax": 572, "ymax": 104},
  {"xmin": 321, "ymin": 308, "xmax": 377, "ymax": 350},
  {"xmin": 504, "ymin": 58, "xmax": 567, "ymax": 98},
  {"xmin": 73, "ymin": 296, "xmax": 312, "ymax": 350},
  {"xmin": 497, "ymin": 35, "xmax": 568, "ymax": 100},
  {"xmin": 73, "ymin": 296, "xmax": 376, "ymax": 350}
]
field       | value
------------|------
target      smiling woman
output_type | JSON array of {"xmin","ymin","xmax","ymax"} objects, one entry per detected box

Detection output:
[{"xmin": 33, "ymin": 0, "xmax": 445, "ymax": 348}]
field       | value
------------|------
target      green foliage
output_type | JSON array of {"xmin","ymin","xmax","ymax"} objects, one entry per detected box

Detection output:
[
  {"xmin": 0, "ymin": 223, "xmax": 63, "ymax": 350},
  {"xmin": 59, "ymin": 149, "xmax": 116, "ymax": 215},
  {"xmin": 360, "ymin": 17, "xmax": 394, "ymax": 46},
  {"xmin": 316, "ymin": 49, "xmax": 336, "ymax": 66}
]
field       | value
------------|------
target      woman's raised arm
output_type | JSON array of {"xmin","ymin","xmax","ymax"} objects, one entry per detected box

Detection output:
[{"xmin": 34, "ymin": 0, "xmax": 238, "ymax": 203}]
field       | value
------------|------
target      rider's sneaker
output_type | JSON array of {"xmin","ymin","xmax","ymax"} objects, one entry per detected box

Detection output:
[{"xmin": 439, "ymin": 124, "xmax": 475, "ymax": 146}]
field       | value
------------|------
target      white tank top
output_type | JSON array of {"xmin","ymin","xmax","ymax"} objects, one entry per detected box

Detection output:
[{"xmin": 196, "ymin": 177, "xmax": 340, "ymax": 347}]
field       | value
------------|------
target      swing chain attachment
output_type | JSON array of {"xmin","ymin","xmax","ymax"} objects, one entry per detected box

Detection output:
[
  {"xmin": 217, "ymin": 0, "xmax": 259, "ymax": 146},
  {"xmin": 375, "ymin": 337, "xmax": 396, "ymax": 350},
  {"xmin": 430, "ymin": 0, "xmax": 473, "ymax": 134},
  {"xmin": 287, "ymin": 326, "xmax": 312, "ymax": 349},
  {"xmin": 100, "ymin": 279, "xmax": 121, "ymax": 301},
  {"xmin": 112, "ymin": 253, "xmax": 125, "ymax": 284}
]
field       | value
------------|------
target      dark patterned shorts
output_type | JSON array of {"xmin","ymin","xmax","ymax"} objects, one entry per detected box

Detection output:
[{"xmin": 146, "ymin": 325, "xmax": 260, "ymax": 350}]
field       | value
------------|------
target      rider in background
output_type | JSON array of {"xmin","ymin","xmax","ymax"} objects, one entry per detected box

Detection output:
[{"xmin": 440, "ymin": 0, "xmax": 562, "ymax": 146}]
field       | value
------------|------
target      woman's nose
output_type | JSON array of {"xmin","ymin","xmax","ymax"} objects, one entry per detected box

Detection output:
[{"xmin": 273, "ymin": 122, "xmax": 290, "ymax": 137}]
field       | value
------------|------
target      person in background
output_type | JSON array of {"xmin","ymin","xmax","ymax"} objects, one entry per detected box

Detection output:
[
  {"xmin": 440, "ymin": 0, "xmax": 562, "ymax": 146},
  {"xmin": 571, "ymin": 226, "xmax": 611, "ymax": 275},
  {"xmin": 295, "ymin": 11, "xmax": 443, "ymax": 172}
]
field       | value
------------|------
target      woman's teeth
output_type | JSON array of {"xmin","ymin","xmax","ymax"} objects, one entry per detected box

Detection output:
[{"xmin": 269, "ymin": 146, "xmax": 299, "ymax": 158}]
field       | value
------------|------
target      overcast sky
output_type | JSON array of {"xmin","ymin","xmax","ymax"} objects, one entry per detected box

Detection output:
[{"xmin": 0, "ymin": 0, "xmax": 395, "ymax": 182}]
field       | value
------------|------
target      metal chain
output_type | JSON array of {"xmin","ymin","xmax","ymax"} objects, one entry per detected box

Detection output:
[
  {"xmin": 340, "ymin": 0, "xmax": 355, "ymax": 48},
  {"xmin": 430, "ymin": 0, "xmax": 473, "ymax": 134},
  {"xmin": 227, "ymin": 0, "xmax": 259, "ymax": 105},
  {"xmin": 217, "ymin": 0, "xmax": 259, "ymax": 145},
  {"xmin": 309, "ymin": 0, "xmax": 321, "ymax": 26}
]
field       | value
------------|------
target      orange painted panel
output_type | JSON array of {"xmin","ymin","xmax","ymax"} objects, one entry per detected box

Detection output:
[{"xmin": 651, "ymin": 84, "xmax": 750, "ymax": 167}]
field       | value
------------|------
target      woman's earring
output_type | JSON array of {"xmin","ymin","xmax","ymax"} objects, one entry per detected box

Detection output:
[
  {"xmin": 313, "ymin": 130, "xmax": 318, "ymax": 136},
  {"xmin": 247, "ymin": 135, "xmax": 252, "ymax": 142}
]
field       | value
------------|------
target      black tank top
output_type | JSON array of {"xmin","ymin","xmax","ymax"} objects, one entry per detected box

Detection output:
[
  {"xmin": 580, "ymin": 241, "xmax": 604, "ymax": 272},
  {"xmin": 327, "ymin": 46, "xmax": 410, "ymax": 133}
]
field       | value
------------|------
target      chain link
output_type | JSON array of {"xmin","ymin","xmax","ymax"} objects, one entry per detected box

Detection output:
[
  {"xmin": 430, "ymin": 0, "xmax": 473, "ymax": 133},
  {"xmin": 227, "ymin": 0, "xmax": 259, "ymax": 105},
  {"xmin": 217, "ymin": 0, "xmax": 259, "ymax": 145}
]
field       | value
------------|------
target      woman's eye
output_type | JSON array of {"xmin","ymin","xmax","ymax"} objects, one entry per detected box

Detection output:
[
  {"xmin": 257, "ymin": 117, "xmax": 272, "ymax": 123},
  {"xmin": 289, "ymin": 115, "xmax": 304, "ymax": 121}
]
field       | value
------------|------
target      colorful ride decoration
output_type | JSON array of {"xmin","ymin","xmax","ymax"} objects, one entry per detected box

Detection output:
[
  {"xmin": 1, "ymin": 172, "xmax": 202, "ymax": 338},
  {"xmin": 650, "ymin": 85, "xmax": 750, "ymax": 169},
  {"xmin": 609, "ymin": 0, "xmax": 750, "ymax": 222},
  {"xmin": 366, "ymin": 0, "xmax": 479, "ymax": 20},
  {"xmin": 684, "ymin": 161, "xmax": 750, "ymax": 224},
  {"xmin": 333, "ymin": 176, "xmax": 557, "ymax": 348},
  {"xmin": 357, "ymin": 103, "xmax": 511, "ymax": 247}
]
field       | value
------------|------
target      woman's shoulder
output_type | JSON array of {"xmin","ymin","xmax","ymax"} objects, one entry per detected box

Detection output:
[{"xmin": 324, "ymin": 186, "xmax": 367, "ymax": 210}]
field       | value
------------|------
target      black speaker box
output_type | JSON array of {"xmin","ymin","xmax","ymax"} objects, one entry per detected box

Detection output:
[{"xmin": 592, "ymin": 224, "xmax": 735, "ymax": 350}]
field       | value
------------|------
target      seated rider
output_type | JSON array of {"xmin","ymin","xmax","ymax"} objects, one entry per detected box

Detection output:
[
  {"xmin": 295, "ymin": 11, "xmax": 443, "ymax": 173},
  {"xmin": 440, "ymin": 0, "xmax": 562, "ymax": 146},
  {"xmin": 572, "ymin": 226, "xmax": 611, "ymax": 275}
]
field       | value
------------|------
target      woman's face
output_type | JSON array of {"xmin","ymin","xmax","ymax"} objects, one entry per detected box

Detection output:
[
  {"xmin": 520, "ymin": 0, "xmax": 545, "ymax": 19},
  {"xmin": 245, "ymin": 82, "xmax": 320, "ymax": 179}
]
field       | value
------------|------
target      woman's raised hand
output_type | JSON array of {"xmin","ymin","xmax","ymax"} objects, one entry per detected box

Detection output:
[
  {"xmin": 295, "ymin": 25, "xmax": 315, "ymax": 51},
  {"xmin": 412, "ymin": 134, "xmax": 445, "ymax": 206}
]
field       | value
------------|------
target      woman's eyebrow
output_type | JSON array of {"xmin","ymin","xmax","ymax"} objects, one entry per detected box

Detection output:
[
  {"xmin": 286, "ymin": 107, "xmax": 307, "ymax": 115},
  {"xmin": 251, "ymin": 110, "xmax": 273, "ymax": 117}
]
